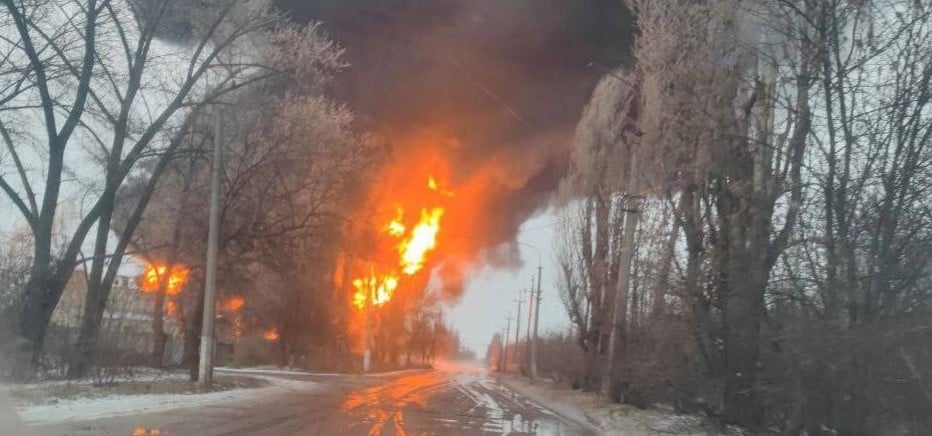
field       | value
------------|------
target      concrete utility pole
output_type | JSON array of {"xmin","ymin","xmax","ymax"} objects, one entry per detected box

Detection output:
[
  {"xmin": 198, "ymin": 111, "xmax": 223, "ymax": 389},
  {"xmin": 530, "ymin": 263, "xmax": 542, "ymax": 380},
  {"xmin": 363, "ymin": 299, "xmax": 371, "ymax": 373},
  {"xmin": 525, "ymin": 283, "xmax": 533, "ymax": 372},
  {"xmin": 602, "ymin": 151, "xmax": 640, "ymax": 396},
  {"xmin": 362, "ymin": 263, "xmax": 377, "ymax": 373},
  {"xmin": 516, "ymin": 241, "xmax": 543, "ymax": 381},
  {"xmin": 502, "ymin": 316, "xmax": 512, "ymax": 372},
  {"xmin": 513, "ymin": 297, "xmax": 523, "ymax": 369},
  {"xmin": 498, "ymin": 326, "xmax": 507, "ymax": 371}
]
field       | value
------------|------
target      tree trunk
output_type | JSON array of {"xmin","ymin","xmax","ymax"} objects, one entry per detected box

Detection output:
[
  {"xmin": 653, "ymin": 196, "xmax": 683, "ymax": 317},
  {"xmin": 70, "ymin": 197, "xmax": 117, "ymax": 378},
  {"xmin": 184, "ymin": 285, "xmax": 205, "ymax": 381},
  {"xmin": 151, "ymin": 287, "xmax": 168, "ymax": 368},
  {"xmin": 722, "ymin": 234, "xmax": 766, "ymax": 425},
  {"xmin": 721, "ymin": 172, "xmax": 772, "ymax": 426},
  {"xmin": 70, "ymin": 278, "xmax": 107, "ymax": 379},
  {"xmin": 13, "ymin": 271, "xmax": 65, "ymax": 379}
]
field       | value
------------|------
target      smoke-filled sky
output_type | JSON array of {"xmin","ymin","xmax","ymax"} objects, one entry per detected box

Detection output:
[
  {"xmin": 277, "ymin": 0, "xmax": 633, "ymax": 351},
  {"xmin": 277, "ymin": 0, "xmax": 632, "ymax": 236}
]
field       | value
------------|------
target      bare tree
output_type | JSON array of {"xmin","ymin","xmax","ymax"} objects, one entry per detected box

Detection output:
[
  {"xmin": 127, "ymin": 62, "xmax": 376, "ymax": 375},
  {"xmin": 554, "ymin": 0, "xmax": 931, "ymax": 431},
  {"xmin": 0, "ymin": 0, "xmax": 292, "ymax": 378},
  {"xmin": 555, "ymin": 69, "xmax": 640, "ymax": 390}
]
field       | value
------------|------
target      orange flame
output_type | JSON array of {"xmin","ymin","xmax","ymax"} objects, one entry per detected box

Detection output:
[
  {"xmin": 352, "ymin": 274, "xmax": 399, "ymax": 309},
  {"xmin": 223, "ymin": 296, "xmax": 245, "ymax": 312},
  {"xmin": 164, "ymin": 300, "xmax": 179, "ymax": 317},
  {"xmin": 264, "ymin": 328, "xmax": 280, "ymax": 342},
  {"xmin": 386, "ymin": 208, "xmax": 406, "ymax": 236},
  {"xmin": 351, "ymin": 177, "xmax": 450, "ymax": 309},
  {"xmin": 398, "ymin": 207, "xmax": 443, "ymax": 275},
  {"xmin": 428, "ymin": 176, "xmax": 454, "ymax": 197},
  {"xmin": 140, "ymin": 262, "xmax": 189, "ymax": 295}
]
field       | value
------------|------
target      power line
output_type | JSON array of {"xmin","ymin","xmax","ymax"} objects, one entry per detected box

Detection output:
[{"xmin": 518, "ymin": 215, "xmax": 579, "ymax": 232}]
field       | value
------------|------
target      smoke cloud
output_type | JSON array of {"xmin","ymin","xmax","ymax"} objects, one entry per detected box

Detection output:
[{"xmin": 276, "ymin": 0, "xmax": 634, "ymax": 298}]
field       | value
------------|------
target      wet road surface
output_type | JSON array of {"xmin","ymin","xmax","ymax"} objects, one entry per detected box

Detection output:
[{"xmin": 30, "ymin": 362, "xmax": 591, "ymax": 435}]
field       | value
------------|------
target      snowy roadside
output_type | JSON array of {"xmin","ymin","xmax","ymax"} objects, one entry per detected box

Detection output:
[
  {"xmin": 12, "ymin": 367, "xmax": 190, "ymax": 388},
  {"xmin": 497, "ymin": 375, "xmax": 747, "ymax": 436},
  {"xmin": 215, "ymin": 366, "xmax": 427, "ymax": 378},
  {"xmin": 14, "ymin": 373, "xmax": 321, "ymax": 425}
]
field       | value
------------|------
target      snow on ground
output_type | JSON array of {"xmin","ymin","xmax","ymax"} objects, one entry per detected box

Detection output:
[
  {"xmin": 498, "ymin": 375, "xmax": 747, "ymax": 436},
  {"xmin": 16, "ymin": 373, "xmax": 321, "ymax": 425},
  {"xmin": 215, "ymin": 366, "xmax": 425, "ymax": 378},
  {"xmin": 215, "ymin": 367, "xmax": 323, "ymax": 376},
  {"xmin": 17, "ymin": 368, "xmax": 189, "ymax": 388}
]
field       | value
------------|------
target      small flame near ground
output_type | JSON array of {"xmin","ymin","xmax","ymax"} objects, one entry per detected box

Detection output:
[
  {"xmin": 223, "ymin": 296, "xmax": 245, "ymax": 312},
  {"xmin": 264, "ymin": 328, "xmax": 280, "ymax": 342},
  {"xmin": 164, "ymin": 300, "xmax": 179, "ymax": 317}
]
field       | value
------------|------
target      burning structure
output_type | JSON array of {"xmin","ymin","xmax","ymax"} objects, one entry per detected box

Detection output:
[
  {"xmin": 273, "ymin": 0, "xmax": 634, "ymax": 363},
  {"xmin": 279, "ymin": 0, "xmax": 632, "ymax": 296},
  {"xmin": 121, "ymin": 0, "xmax": 633, "ymax": 369}
]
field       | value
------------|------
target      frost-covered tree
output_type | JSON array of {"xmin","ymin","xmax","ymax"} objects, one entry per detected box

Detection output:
[{"xmin": 0, "ymin": 0, "xmax": 314, "ymax": 378}]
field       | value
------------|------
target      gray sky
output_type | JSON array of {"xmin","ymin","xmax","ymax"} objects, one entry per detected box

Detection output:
[{"xmin": 448, "ymin": 209, "xmax": 571, "ymax": 356}]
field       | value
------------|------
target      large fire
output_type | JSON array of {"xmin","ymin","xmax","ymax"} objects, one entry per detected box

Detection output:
[
  {"xmin": 399, "ymin": 207, "xmax": 444, "ymax": 275},
  {"xmin": 351, "ymin": 176, "xmax": 450, "ymax": 309},
  {"xmin": 352, "ymin": 274, "xmax": 399, "ymax": 309},
  {"xmin": 139, "ymin": 261, "xmax": 189, "ymax": 295}
]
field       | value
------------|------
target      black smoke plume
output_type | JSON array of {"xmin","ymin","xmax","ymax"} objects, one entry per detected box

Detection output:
[{"xmin": 277, "ymin": 0, "xmax": 633, "ymax": 296}]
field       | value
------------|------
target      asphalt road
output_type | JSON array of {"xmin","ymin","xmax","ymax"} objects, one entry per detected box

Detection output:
[{"xmin": 29, "ymin": 362, "xmax": 591, "ymax": 436}]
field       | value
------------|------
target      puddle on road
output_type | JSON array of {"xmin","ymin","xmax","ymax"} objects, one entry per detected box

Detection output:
[
  {"xmin": 479, "ymin": 408, "xmax": 589, "ymax": 435},
  {"xmin": 338, "ymin": 366, "xmax": 592, "ymax": 435},
  {"xmin": 452, "ymin": 377, "xmax": 589, "ymax": 435}
]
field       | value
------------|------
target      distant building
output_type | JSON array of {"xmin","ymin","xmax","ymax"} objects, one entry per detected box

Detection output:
[{"xmin": 50, "ymin": 269, "xmax": 184, "ymax": 365}]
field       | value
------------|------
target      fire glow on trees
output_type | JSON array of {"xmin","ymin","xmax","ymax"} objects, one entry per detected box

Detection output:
[
  {"xmin": 139, "ymin": 261, "xmax": 189, "ymax": 295},
  {"xmin": 223, "ymin": 296, "xmax": 245, "ymax": 312},
  {"xmin": 351, "ymin": 176, "xmax": 450, "ymax": 309},
  {"xmin": 264, "ymin": 328, "xmax": 280, "ymax": 342}
]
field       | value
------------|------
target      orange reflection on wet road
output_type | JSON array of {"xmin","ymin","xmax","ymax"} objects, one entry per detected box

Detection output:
[{"xmin": 341, "ymin": 371, "xmax": 447, "ymax": 435}]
